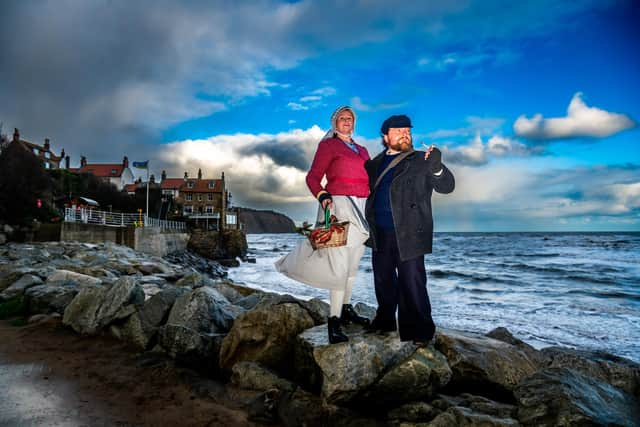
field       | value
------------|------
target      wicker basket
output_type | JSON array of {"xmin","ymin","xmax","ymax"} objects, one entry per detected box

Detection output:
[{"xmin": 308, "ymin": 208, "xmax": 349, "ymax": 250}]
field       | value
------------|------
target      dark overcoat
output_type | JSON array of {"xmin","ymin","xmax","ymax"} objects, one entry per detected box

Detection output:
[{"xmin": 364, "ymin": 150, "xmax": 455, "ymax": 261}]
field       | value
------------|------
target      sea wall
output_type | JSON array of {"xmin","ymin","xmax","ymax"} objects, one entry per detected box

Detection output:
[{"xmin": 134, "ymin": 227, "xmax": 189, "ymax": 257}]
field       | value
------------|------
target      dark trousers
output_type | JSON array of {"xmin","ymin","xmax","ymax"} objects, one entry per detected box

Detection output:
[{"xmin": 372, "ymin": 228, "xmax": 435, "ymax": 341}]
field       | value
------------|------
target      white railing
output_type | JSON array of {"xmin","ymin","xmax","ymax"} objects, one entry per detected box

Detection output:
[{"xmin": 64, "ymin": 208, "xmax": 186, "ymax": 231}]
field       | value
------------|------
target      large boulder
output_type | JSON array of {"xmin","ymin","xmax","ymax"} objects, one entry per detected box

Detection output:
[
  {"xmin": 435, "ymin": 328, "xmax": 540, "ymax": 399},
  {"xmin": 231, "ymin": 361, "xmax": 296, "ymax": 393},
  {"xmin": 294, "ymin": 326, "xmax": 416, "ymax": 405},
  {"xmin": 24, "ymin": 284, "xmax": 79, "ymax": 315},
  {"xmin": 116, "ymin": 286, "xmax": 188, "ymax": 349},
  {"xmin": 219, "ymin": 302, "xmax": 315, "ymax": 373},
  {"xmin": 158, "ymin": 287, "xmax": 244, "ymax": 364},
  {"xmin": 63, "ymin": 276, "xmax": 144, "ymax": 334},
  {"xmin": 542, "ymin": 346, "xmax": 640, "ymax": 396},
  {"xmin": 46, "ymin": 269, "xmax": 103, "ymax": 287},
  {"xmin": 0, "ymin": 274, "xmax": 43, "ymax": 300},
  {"xmin": 514, "ymin": 367, "xmax": 640, "ymax": 426}
]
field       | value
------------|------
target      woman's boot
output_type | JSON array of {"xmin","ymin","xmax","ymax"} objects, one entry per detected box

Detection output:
[
  {"xmin": 328, "ymin": 316, "xmax": 348, "ymax": 344},
  {"xmin": 340, "ymin": 304, "xmax": 371, "ymax": 326}
]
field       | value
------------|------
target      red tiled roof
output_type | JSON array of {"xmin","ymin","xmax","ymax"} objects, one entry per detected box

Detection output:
[
  {"xmin": 161, "ymin": 178, "xmax": 224, "ymax": 193},
  {"xmin": 79, "ymin": 164, "xmax": 124, "ymax": 177},
  {"xmin": 160, "ymin": 178, "xmax": 185, "ymax": 190},
  {"xmin": 124, "ymin": 184, "xmax": 138, "ymax": 193},
  {"xmin": 182, "ymin": 179, "xmax": 223, "ymax": 193}
]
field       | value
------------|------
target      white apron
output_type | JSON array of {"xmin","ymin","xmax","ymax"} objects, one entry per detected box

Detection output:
[{"xmin": 274, "ymin": 196, "xmax": 369, "ymax": 290}]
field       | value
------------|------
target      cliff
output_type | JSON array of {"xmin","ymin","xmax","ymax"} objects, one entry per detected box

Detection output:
[{"xmin": 237, "ymin": 207, "xmax": 295, "ymax": 234}]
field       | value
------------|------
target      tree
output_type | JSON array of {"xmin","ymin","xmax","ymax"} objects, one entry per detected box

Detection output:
[{"xmin": 0, "ymin": 140, "xmax": 52, "ymax": 225}]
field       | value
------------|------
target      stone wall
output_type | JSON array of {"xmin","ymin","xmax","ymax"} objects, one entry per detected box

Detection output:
[
  {"xmin": 134, "ymin": 228, "xmax": 189, "ymax": 257},
  {"xmin": 61, "ymin": 222, "xmax": 131, "ymax": 246}
]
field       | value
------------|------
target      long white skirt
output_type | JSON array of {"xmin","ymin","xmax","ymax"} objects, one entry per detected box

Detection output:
[{"xmin": 274, "ymin": 196, "xmax": 369, "ymax": 291}]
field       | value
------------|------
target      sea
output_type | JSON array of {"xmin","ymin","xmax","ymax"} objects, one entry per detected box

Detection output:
[{"xmin": 227, "ymin": 232, "xmax": 640, "ymax": 363}]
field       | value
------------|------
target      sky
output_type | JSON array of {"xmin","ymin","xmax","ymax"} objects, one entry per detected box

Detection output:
[{"xmin": 1, "ymin": 0, "xmax": 639, "ymax": 231}]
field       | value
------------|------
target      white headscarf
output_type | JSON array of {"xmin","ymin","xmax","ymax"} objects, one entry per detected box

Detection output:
[{"xmin": 320, "ymin": 105, "xmax": 357, "ymax": 141}]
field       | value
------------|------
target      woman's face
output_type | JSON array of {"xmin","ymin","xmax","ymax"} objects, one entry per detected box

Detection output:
[{"xmin": 335, "ymin": 111, "xmax": 354, "ymax": 136}]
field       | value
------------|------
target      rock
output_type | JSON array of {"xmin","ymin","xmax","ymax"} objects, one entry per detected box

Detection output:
[
  {"xmin": 514, "ymin": 367, "xmax": 640, "ymax": 427},
  {"xmin": 25, "ymin": 284, "xmax": 79, "ymax": 315},
  {"xmin": 542, "ymin": 346, "xmax": 640, "ymax": 396},
  {"xmin": 219, "ymin": 302, "xmax": 315, "ymax": 373},
  {"xmin": 218, "ymin": 259, "xmax": 240, "ymax": 268},
  {"xmin": 363, "ymin": 346, "xmax": 452, "ymax": 405},
  {"xmin": 166, "ymin": 286, "xmax": 243, "ymax": 334},
  {"xmin": 387, "ymin": 402, "xmax": 441, "ymax": 423},
  {"xmin": 294, "ymin": 326, "xmax": 416, "ymax": 405},
  {"xmin": 159, "ymin": 287, "xmax": 243, "ymax": 366},
  {"xmin": 230, "ymin": 361, "xmax": 296, "ymax": 393},
  {"xmin": 119, "ymin": 286, "xmax": 190, "ymax": 349},
  {"xmin": 435, "ymin": 328, "xmax": 540, "ymax": 399},
  {"xmin": 444, "ymin": 406, "xmax": 520, "ymax": 426},
  {"xmin": 0, "ymin": 233, "xmax": 6, "ymax": 245},
  {"xmin": 46, "ymin": 269, "xmax": 102, "ymax": 287},
  {"xmin": 425, "ymin": 411, "xmax": 458, "ymax": 426},
  {"xmin": 209, "ymin": 280, "xmax": 246, "ymax": 304},
  {"xmin": 0, "ymin": 274, "xmax": 43, "ymax": 300},
  {"xmin": 62, "ymin": 276, "xmax": 144, "ymax": 335},
  {"xmin": 247, "ymin": 388, "xmax": 281, "ymax": 424},
  {"xmin": 175, "ymin": 272, "xmax": 204, "ymax": 288}
]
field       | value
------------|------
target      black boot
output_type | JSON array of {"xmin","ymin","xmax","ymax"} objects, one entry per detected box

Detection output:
[
  {"xmin": 340, "ymin": 304, "xmax": 371, "ymax": 326},
  {"xmin": 328, "ymin": 316, "xmax": 348, "ymax": 344}
]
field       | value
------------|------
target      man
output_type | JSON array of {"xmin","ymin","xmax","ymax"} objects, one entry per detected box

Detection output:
[{"xmin": 364, "ymin": 114, "xmax": 455, "ymax": 346}]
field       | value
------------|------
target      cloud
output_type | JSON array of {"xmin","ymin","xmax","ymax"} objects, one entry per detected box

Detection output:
[
  {"xmin": 441, "ymin": 133, "xmax": 534, "ymax": 166},
  {"xmin": 514, "ymin": 92, "xmax": 636, "ymax": 140},
  {"xmin": 287, "ymin": 102, "xmax": 309, "ymax": 111},
  {"xmin": 350, "ymin": 97, "xmax": 406, "ymax": 112},
  {"xmin": 155, "ymin": 126, "xmax": 327, "ymax": 220},
  {"xmin": 427, "ymin": 116, "xmax": 505, "ymax": 139}
]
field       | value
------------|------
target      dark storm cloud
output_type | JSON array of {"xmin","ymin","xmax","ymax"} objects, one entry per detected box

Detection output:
[{"xmin": 239, "ymin": 141, "xmax": 310, "ymax": 171}]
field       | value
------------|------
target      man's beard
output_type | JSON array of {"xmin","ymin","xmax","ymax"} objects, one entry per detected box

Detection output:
[{"xmin": 389, "ymin": 137, "xmax": 413, "ymax": 152}]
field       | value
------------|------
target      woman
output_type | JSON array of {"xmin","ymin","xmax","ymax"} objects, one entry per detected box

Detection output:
[{"xmin": 276, "ymin": 105, "xmax": 371, "ymax": 343}]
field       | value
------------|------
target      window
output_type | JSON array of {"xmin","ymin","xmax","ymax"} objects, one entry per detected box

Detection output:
[
  {"xmin": 226, "ymin": 214, "xmax": 237, "ymax": 225},
  {"xmin": 206, "ymin": 205, "xmax": 214, "ymax": 214},
  {"xmin": 186, "ymin": 194, "xmax": 193, "ymax": 201},
  {"xmin": 207, "ymin": 193, "xmax": 213, "ymax": 201},
  {"xmin": 183, "ymin": 205, "xmax": 193, "ymax": 214},
  {"xmin": 208, "ymin": 181, "xmax": 215, "ymax": 189},
  {"xmin": 111, "ymin": 169, "xmax": 117, "ymax": 175},
  {"xmin": 187, "ymin": 181, "xmax": 194, "ymax": 188},
  {"xmin": 44, "ymin": 152, "xmax": 50, "ymax": 159},
  {"xmin": 198, "ymin": 194, "xmax": 203, "ymax": 201},
  {"xmin": 33, "ymin": 148, "xmax": 39, "ymax": 155},
  {"xmin": 44, "ymin": 162, "xmax": 50, "ymax": 169}
]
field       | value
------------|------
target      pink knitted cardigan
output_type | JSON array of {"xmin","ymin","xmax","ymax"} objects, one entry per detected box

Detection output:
[{"xmin": 306, "ymin": 137, "xmax": 370, "ymax": 198}]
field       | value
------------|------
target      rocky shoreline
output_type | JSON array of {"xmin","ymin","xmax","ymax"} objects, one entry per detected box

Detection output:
[{"xmin": 0, "ymin": 241, "xmax": 638, "ymax": 426}]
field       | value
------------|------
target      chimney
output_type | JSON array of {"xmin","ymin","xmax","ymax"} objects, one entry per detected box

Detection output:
[
  {"xmin": 80, "ymin": 156, "xmax": 87, "ymax": 167},
  {"xmin": 161, "ymin": 170, "xmax": 166, "ymax": 181},
  {"xmin": 150, "ymin": 174, "xmax": 155, "ymax": 184},
  {"xmin": 123, "ymin": 156, "xmax": 129, "ymax": 168},
  {"xmin": 221, "ymin": 171, "xmax": 225, "ymax": 181},
  {"xmin": 12, "ymin": 128, "xmax": 19, "ymax": 142},
  {"xmin": 65, "ymin": 155, "xmax": 70, "ymax": 169},
  {"xmin": 44, "ymin": 138, "xmax": 50, "ymax": 151},
  {"xmin": 184, "ymin": 171, "xmax": 188, "ymax": 181},
  {"xmin": 60, "ymin": 148, "xmax": 65, "ymax": 158},
  {"xmin": 198, "ymin": 168, "xmax": 202, "ymax": 180}
]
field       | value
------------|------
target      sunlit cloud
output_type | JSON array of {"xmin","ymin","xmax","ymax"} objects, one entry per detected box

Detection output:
[{"xmin": 514, "ymin": 92, "xmax": 636, "ymax": 140}]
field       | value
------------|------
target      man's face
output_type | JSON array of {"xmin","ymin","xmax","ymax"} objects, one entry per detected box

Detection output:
[
  {"xmin": 384, "ymin": 127, "xmax": 413, "ymax": 152},
  {"xmin": 335, "ymin": 111, "xmax": 354, "ymax": 136}
]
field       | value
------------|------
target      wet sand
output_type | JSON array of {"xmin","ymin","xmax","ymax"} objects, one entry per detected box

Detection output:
[{"xmin": 0, "ymin": 317, "xmax": 263, "ymax": 427}]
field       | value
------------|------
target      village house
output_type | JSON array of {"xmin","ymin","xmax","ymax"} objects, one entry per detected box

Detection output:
[
  {"xmin": 11, "ymin": 128, "xmax": 65, "ymax": 170},
  {"xmin": 70, "ymin": 155, "xmax": 135, "ymax": 190},
  {"xmin": 161, "ymin": 169, "xmax": 237, "ymax": 230}
]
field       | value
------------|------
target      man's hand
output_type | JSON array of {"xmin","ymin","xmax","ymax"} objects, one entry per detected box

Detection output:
[{"xmin": 424, "ymin": 145, "xmax": 443, "ymax": 175}]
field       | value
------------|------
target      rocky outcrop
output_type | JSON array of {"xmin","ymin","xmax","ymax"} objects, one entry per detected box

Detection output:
[
  {"xmin": 1, "ymin": 241, "xmax": 638, "ymax": 426},
  {"xmin": 187, "ymin": 229, "xmax": 248, "ymax": 261},
  {"xmin": 515, "ymin": 367, "xmax": 640, "ymax": 426},
  {"xmin": 237, "ymin": 208, "xmax": 295, "ymax": 234}
]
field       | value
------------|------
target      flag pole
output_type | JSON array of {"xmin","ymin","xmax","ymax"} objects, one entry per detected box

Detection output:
[{"xmin": 146, "ymin": 162, "xmax": 150, "ymax": 225}]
